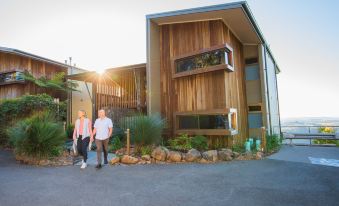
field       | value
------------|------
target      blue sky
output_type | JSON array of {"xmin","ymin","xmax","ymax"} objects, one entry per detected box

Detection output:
[{"xmin": 0, "ymin": 0, "xmax": 338, "ymax": 118}]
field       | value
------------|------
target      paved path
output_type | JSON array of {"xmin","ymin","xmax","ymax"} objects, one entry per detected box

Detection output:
[
  {"xmin": 74, "ymin": 151, "xmax": 116, "ymax": 166},
  {"xmin": 269, "ymin": 145, "xmax": 339, "ymax": 165},
  {"xmin": 1, "ymin": 148, "xmax": 338, "ymax": 206}
]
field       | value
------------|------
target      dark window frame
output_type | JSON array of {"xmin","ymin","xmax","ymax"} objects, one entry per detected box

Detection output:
[
  {"xmin": 174, "ymin": 108, "xmax": 238, "ymax": 136},
  {"xmin": 171, "ymin": 44, "xmax": 234, "ymax": 79}
]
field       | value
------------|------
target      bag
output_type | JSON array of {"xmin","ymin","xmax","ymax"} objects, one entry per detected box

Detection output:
[{"xmin": 73, "ymin": 139, "xmax": 78, "ymax": 155}]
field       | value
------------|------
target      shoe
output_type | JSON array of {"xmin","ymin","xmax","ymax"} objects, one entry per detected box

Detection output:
[
  {"xmin": 95, "ymin": 164, "xmax": 102, "ymax": 169},
  {"xmin": 104, "ymin": 159, "xmax": 108, "ymax": 165},
  {"xmin": 81, "ymin": 160, "xmax": 84, "ymax": 164},
  {"xmin": 80, "ymin": 162, "xmax": 87, "ymax": 169}
]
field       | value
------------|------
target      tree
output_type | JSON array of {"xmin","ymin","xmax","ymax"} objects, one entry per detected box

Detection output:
[{"xmin": 23, "ymin": 71, "xmax": 79, "ymax": 92}]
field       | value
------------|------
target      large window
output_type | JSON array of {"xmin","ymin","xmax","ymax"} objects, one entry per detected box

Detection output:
[
  {"xmin": 175, "ymin": 108, "xmax": 237, "ymax": 136},
  {"xmin": 172, "ymin": 44, "xmax": 234, "ymax": 78},
  {"xmin": 0, "ymin": 71, "xmax": 25, "ymax": 85}
]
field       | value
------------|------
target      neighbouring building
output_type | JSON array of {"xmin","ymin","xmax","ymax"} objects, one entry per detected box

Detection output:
[
  {"xmin": 69, "ymin": 2, "xmax": 281, "ymax": 147},
  {"xmin": 0, "ymin": 46, "xmax": 86, "ymax": 99}
]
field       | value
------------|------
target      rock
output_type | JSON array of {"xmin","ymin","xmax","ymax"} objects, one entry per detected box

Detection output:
[
  {"xmin": 141, "ymin": 155, "xmax": 151, "ymax": 161},
  {"xmin": 121, "ymin": 155, "xmax": 139, "ymax": 164},
  {"xmin": 202, "ymin": 150, "xmax": 218, "ymax": 162},
  {"xmin": 167, "ymin": 151, "xmax": 182, "ymax": 162},
  {"xmin": 218, "ymin": 150, "xmax": 233, "ymax": 161},
  {"xmin": 110, "ymin": 156, "xmax": 120, "ymax": 164},
  {"xmin": 185, "ymin": 149, "xmax": 201, "ymax": 162},
  {"xmin": 151, "ymin": 146, "xmax": 168, "ymax": 161},
  {"xmin": 232, "ymin": 152, "xmax": 240, "ymax": 158},
  {"xmin": 137, "ymin": 160, "xmax": 146, "ymax": 164},
  {"xmin": 221, "ymin": 148, "xmax": 233, "ymax": 153},
  {"xmin": 256, "ymin": 151, "xmax": 264, "ymax": 160},
  {"xmin": 199, "ymin": 158, "xmax": 210, "ymax": 164}
]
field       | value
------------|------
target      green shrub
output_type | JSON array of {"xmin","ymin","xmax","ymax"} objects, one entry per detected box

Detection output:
[
  {"xmin": 0, "ymin": 94, "xmax": 66, "ymax": 146},
  {"xmin": 313, "ymin": 127, "xmax": 337, "ymax": 145},
  {"xmin": 168, "ymin": 134, "xmax": 192, "ymax": 152},
  {"xmin": 65, "ymin": 124, "xmax": 74, "ymax": 139},
  {"xmin": 109, "ymin": 137, "xmax": 123, "ymax": 152},
  {"xmin": 8, "ymin": 112, "xmax": 65, "ymax": 159},
  {"xmin": 140, "ymin": 146, "xmax": 152, "ymax": 156},
  {"xmin": 191, "ymin": 135, "xmax": 208, "ymax": 151},
  {"xmin": 119, "ymin": 113, "xmax": 166, "ymax": 147},
  {"xmin": 232, "ymin": 143, "xmax": 245, "ymax": 153},
  {"xmin": 266, "ymin": 134, "xmax": 280, "ymax": 153}
]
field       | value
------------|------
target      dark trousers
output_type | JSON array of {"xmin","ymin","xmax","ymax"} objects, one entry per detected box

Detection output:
[{"xmin": 77, "ymin": 135, "xmax": 90, "ymax": 163}]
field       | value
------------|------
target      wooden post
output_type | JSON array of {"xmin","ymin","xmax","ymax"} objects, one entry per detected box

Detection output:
[
  {"xmin": 261, "ymin": 127, "xmax": 266, "ymax": 152},
  {"xmin": 126, "ymin": 129, "xmax": 130, "ymax": 155}
]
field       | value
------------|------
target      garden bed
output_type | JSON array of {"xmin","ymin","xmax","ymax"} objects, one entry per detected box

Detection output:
[{"xmin": 109, "ymin": 146, "xmax": 266, "ymax": 166}]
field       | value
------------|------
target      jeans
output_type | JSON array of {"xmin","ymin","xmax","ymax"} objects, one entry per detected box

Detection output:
[
  {"xmin": 95, "ymin": 138, "xmax": 109, "ymax": 164},
  {"xmin": 77, "ymin": 135, "xmax": 90, "ymax": 163}
]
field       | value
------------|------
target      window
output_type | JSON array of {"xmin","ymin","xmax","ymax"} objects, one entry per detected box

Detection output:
[
  {"xmin": 0, "ymin": 71, "xmax": 25, "ymax": 85},
  {"xmin": 248, "ymin": 105, "xmax": 261, "ymax": 112},
  {"xmin": 172, "ymin": 44, "xmax": 234, "ymax": 78},
  {"xmin": 245, "ymin": 64, "xmax": 260, "ymax": 80},
  {"xmin": 245, "ymin": 57, "xmax": 258, "ymax": 65},
  {"xmin": 248, "ymin": 113, "xmax": 263, "ymax": 129},
  {"xmin": 175, "ymin": 108, "xmax": 237, "ymax": 135}
]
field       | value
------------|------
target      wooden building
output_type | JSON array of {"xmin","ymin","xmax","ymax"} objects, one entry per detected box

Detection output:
[
  {"xmin": 0, "ymin": 47, "xmax": 84, "ymax": 100},
  {"xmin": 68, "ymin": 64, "xmax": 146, "ymax": 124},
  {"xmin": 70, "ymin": 2, "xmax": 281, "ymax": 146},
  {"xmin": 146, "ymin": 2, "xmax": 281, "ymax": 146}
]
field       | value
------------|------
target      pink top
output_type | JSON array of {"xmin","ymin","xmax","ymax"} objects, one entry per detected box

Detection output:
[{"xmin": 79, "ymin": 119, "xmax": 84, "ymax": 135}]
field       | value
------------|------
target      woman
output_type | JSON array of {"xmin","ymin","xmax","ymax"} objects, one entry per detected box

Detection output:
[{"xmin": 73, "ymin": 110, "xmax": 93, "ymax": 169}]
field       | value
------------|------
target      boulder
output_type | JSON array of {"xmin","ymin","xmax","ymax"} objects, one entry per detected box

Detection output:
[
  {"xmin": 232, "ymin": 152, "xmax": 240, "ymax": 158},
  {"xmin": 218, "ymin": 150, "xmax": 233, "ymax": 161},
  {"xmin": 202, "ymin": 150, "xmax": 218, "ymax": 162},
  {"xmin": 121, "ymin": 155, "xmax": 139, "ymax": 164},
  {"xmin": 141, "ymin": 155, "xmax": 151, "ymax": 161},
  {"xmin": 256, "ymin": 151, "xmax": 264, "ymax": 160},
  {"xmin": 185, "ymin": 149, "xmax": 201, "ymax": 162},
  {"xmin": 199, "ymin": 158, "xmax": 210, "ymax": 164},
  {"xmin": 151, "ymin": 146, "xmax": 168, "ymax": 161},
  {"xmin": 110, "ymin": 156, "xmax": 120, "ymax": 164},
  {"xmin": 168, "ymin": 151, "xmax": 182, "ymax": 162},
  {"xmin": 221, "ymin": 148, "xmax": 233, "ymax": 154}
]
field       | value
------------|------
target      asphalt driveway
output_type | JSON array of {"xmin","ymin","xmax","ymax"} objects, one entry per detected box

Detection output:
[{"xmin": 0, "ymin": 148, "xmax": 338, "ymax": 206}]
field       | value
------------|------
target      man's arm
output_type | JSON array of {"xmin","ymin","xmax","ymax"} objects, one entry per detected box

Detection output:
[{"xmin": 108, "ymin": 127, "xmax": 113, "ymax": 138}]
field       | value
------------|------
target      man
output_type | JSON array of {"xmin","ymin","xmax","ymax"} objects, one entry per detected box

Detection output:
[{"xmin": 92, "ymin": 109, "xmax": 113, "ymax": 169}]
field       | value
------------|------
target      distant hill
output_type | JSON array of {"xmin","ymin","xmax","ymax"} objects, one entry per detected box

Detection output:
[{"xmin": 281, "ymin": 117, "xmax": 339, "ymax": 133}]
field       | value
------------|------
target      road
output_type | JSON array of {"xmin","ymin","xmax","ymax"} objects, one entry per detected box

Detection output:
[{"xmin": 0, "ymin": 146, "xmax": 338, "ymax": 206}]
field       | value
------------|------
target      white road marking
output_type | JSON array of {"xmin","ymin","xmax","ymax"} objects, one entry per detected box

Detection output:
[{"xmin": 308, "ymin": 157, "xmax": 339, "ymax": 167}]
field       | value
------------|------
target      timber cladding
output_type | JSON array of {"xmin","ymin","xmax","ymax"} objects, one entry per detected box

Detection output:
[
  {"xmin": 159, "ymin": 20, "xmax": 248, "ymax": 146},
  {"xmin": 0, "ymin": 52, "xmax": 67, "ymax": 99}
]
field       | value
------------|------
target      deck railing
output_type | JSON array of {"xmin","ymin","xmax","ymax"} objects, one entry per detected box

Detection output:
[{"xmin": 281, "ymin": 125, "xmax": 339, "ymax": 146}]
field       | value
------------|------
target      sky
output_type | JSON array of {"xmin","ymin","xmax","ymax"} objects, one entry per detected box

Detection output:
[{"xmin": 0, "ymin": 0, "xmax": 338, "ymax": 119}]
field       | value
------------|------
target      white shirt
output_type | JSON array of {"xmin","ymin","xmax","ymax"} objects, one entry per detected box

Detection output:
[{"xmin": 94, "ymin": 117, "xmax": 113, "ymax": 140}]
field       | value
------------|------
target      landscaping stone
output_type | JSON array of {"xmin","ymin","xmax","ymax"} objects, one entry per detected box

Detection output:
[
  {"xmin": 167, "ymin": 151, "xmax": 182, "ymax": 162},
  {"xmin": 202, "ymin": 150, "xmax": 218, "ymax": 162},
  {"xmin": 232, "ymin": 151, "xmax": 240, "ymax": 158},
  {"xmin": 151, "ymin": 146, "xmax": 168, "ymax": 161},
  {"xmin": 199, "ymin": 158, "xmax": 210, "ymax": 164},
  {"xmin": 256, "ymin": 151, "xmax": 264, "ymax": 160},
  {"xmin": 121, "ymin": 155, "xmax": 139, "ymax": 164},
  {"xmin": 218, "ymin": 150, "xmax": 233, "ymax": 161},
  {"xmin": 185, "ymin": 149, "xmax": 201, "ymax": 162},
  {"xmin": 221, "ymin": 148, "xmax": 233, "ymax": 154},
  {"xmin": 141, "ymin": 155, "xmax": 151, "ymax": 161},
  {"xmin": 110, "ymin": 156, "xmax": 120, "ymax": 164}
]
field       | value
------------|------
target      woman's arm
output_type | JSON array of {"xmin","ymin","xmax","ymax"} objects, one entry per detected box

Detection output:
[
  {"xmin": 73, "ymin": 124, "xmax": 77, "ymax": 141},
  {"xmin": 88, "ymin": 119, "xmax": 94, "ymax": 142}
]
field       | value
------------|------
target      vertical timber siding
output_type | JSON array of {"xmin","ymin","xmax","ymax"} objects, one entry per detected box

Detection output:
[
  {"xmin": 160, "ymin": 20, "xmax": 248, "ymax": 146},
  {"xmin": 0, "ymin": 52, "xmax": 67, "ymax": 99}
]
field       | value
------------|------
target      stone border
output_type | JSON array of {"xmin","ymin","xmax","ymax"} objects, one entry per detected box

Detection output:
[{"xmin": 110, "ymin": 146, "xmax": 265, "ymax": 165}]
